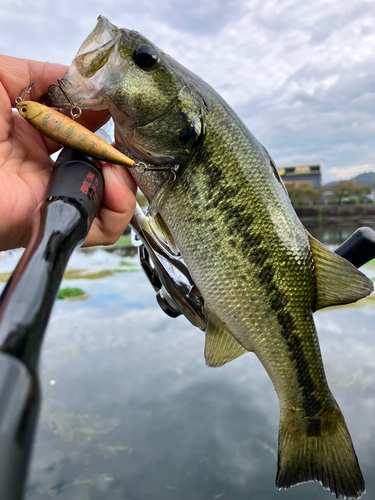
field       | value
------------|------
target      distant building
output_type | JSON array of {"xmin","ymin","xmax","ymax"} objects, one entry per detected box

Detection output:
[{"xmin": 278, "ymin": 164, "xmax": 322, "ymax": 189}]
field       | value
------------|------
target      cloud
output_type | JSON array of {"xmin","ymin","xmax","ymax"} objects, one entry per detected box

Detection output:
[
  {"xmin": 0, "ymin": 0, "xmax": 374, "ymax": 182},
  {"xmin": 328, "ymin": 162, "xmax": 375, "ymax": 180}
]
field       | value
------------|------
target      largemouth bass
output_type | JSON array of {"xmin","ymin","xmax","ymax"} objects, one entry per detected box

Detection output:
[{"xmin": 46, "ymin": 16, "xmax": 373, "ymax": 498}]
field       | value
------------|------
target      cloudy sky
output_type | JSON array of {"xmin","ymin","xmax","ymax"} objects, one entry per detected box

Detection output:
[{"xmin": 1, "ymin": 0, "xmax": 374, "ymax": 183}]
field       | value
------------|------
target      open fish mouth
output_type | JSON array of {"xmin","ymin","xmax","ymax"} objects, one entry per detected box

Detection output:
[
  {"xmin": 75, "ymin": 15, "xmax": 119, "ymax": 57},
  {"xmin": 44, "ymin": 16, "xmax": 133, "ymax": 110}
]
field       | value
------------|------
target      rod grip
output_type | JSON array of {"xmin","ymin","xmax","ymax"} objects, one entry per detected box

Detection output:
[
  {"xmin": 334, "ymin": 227, "xmax": 375, "ymax": 268},
  {"xmin": 46, "ymin": 148, "xmax": 104, "ymax": 225},
  {"xmin": 0, "ymin": 353, "xmax": 38, "ymax": 500}
]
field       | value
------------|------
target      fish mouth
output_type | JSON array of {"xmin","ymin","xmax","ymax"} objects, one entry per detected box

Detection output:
[
  {"xmin": 76, "ymin": 15, "xmax": 119, "ymax": 57},
  {"xmin": 44, "ymin": 16, "xmax": 125, "ymax": 109}
]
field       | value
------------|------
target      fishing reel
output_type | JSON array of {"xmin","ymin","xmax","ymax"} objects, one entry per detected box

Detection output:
[{"xmin": 129, "ymin": 204, "xmax": 206, "ymax": 331}]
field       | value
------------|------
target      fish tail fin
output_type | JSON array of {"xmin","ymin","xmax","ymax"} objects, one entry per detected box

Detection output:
[{"xmin": 276, "ymin": 405, "xmax": 365, "ymax": 499}]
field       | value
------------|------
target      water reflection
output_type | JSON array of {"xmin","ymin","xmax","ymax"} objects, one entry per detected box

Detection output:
[
  {"xmin": 308, "ymin": 223, "xmax": 365, "ymax": 247},
  {"xmin": 0, "ymin": 227, "xmax": 372, "ymax": 500}
]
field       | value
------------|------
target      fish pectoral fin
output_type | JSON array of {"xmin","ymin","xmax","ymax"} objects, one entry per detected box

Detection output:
[
  {"xmin": 204, "ymin": 314, "xmax": 249, "ymax": 367},
  {"xmin": 307, "ymin": 232, "xmax": 374, "ymax": 310},
  {"xmin": 151, "ymin": 213, "xmax": 179, "ymax": 255}
]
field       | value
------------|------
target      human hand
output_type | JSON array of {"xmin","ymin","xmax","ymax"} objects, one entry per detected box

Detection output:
[{"xmin": 0, "ymin": 55, "xmax": 136, "ymax": 251}]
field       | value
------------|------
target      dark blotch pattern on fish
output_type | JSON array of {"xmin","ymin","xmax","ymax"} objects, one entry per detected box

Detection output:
[
  {"xmin": 275, "ymin": 309, "xmax": 322, "ymax": 436},
  {"xmin": 200, "ymin": 161, "xmax": 322, "ymax": 436}
]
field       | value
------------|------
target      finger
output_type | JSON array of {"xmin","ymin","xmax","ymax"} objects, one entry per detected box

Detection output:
[
  {"xmin": 0, "ymin": 55, "xmax": 68, "ymax": 103},
  {"xmin": 1, "ymin": 55, "xmax": 114, "ymax": 155},
  {"xmin": 83, "ymin": 163, "xmax": 136, "ymax": 247}
]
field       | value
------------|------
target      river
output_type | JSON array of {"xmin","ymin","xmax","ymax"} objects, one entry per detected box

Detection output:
[{"xmin": 1, "ymin": 224, "xmax": 374, "ymax": 500}]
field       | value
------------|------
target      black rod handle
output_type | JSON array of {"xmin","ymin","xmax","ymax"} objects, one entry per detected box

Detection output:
[
  {"xmin": 334, "ymin": 226, "xmax": 375, "ymax": 268},
  {"xmin": 0, "ymin": 148, "xmax": 104, "ymax": 500},
  {"xmin": 0, "ymin": 353, "xmax": 37, "ymax": 500}
]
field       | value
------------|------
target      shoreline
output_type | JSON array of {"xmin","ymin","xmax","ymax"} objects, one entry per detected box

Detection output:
[{"xmin": 295, "ymin": 205, "xmax": 375, "ymax": 226}]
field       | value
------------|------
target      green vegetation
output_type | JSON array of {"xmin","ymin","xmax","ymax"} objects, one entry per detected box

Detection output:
[
  {"xmin": 284, "ymin": 179, "xmax": 372, "ymax": 208},
  {"xmin": 0, "ymin": 272, "xmax": 11, "ymax": 283},
  {"xmin": 114, "ymin": 235, "xmax": 132, "ymax": 246},
  {"xmin": 0, "ymin": 261, "xmax": 139, "ymax": 284},
  {"xmin": 284, "ymin": 182, "xmax": 321, "ymax": 207},
  {"xmin": 331, "ymin": 181, "xmax": 370, "ymax": 205},
  {"xmin": 58, "ymin": 287, "xmax": 86, "ymax": 300},
  {"xmin": 63, "ymin": 266, "xmax": 138, "ymax": 280},
  {"xmin": 120, "ymin": 260, "xmax": 135, "ymax": 266},
  {"xmin": 64, "ymin": 269, "xmax": 116, "ymax": 280}
]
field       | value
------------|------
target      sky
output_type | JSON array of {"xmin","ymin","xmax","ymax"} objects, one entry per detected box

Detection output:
[{"xmin": 0, "ymin": 0, "xmax": 374, "ymax": 183}]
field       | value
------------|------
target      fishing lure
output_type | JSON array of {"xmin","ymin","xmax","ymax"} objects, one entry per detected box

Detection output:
[{"xmin": 16, "ymin": 100, "xmax": 136, "ymax": 168}]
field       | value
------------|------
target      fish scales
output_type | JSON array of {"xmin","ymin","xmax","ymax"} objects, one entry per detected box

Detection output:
[
  {"xmin": 45, "ymin": 17, "xmax": 372, "ymax": 498},
  {"xmin": 157, "ymin": 102, "xmax": 333, "ymax": 427}
]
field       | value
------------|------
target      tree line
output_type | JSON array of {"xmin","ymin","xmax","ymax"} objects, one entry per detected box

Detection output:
[{"xmin": 285, "ymin": 180, "xmax": 371, "ymax": 207}]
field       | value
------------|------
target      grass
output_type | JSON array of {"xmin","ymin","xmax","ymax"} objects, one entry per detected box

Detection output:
[
  {"xmin": 58, "ymin": 287, "xmax": 87, "ymax": 301},
  {"xmin": 0, "ymin": 272, "xmax": 11, "ymax": 283},
  {"xmin": 63, "ymin": 267, "xmax": 138, "ymax": 280},
  {"xmin": 0, "ymin": 262, "xmax": 139, "ymax": 283},
  {"xmin": 114, "ymin": 235, "xmax": 132, "ymax": 246}
]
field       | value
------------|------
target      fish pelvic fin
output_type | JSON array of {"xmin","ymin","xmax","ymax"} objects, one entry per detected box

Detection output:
[
  {"xmin": 307, "ymin": 233, "xmax": 373, "ymax": 310},
  {"xmin": 276, "ymin": 405, "xmax": 365, "ymax": 499},
  {"xmin": 204, "ymin": 313, "xmax": 249, "ymax": 367}
]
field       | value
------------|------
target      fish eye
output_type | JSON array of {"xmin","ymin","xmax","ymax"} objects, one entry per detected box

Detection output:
[
  {"xmin": 21, "ymin": 106, "xmax": 27, "ymax": 113},
  {"xmin": 133, "ymin": 44, "xmax": 158, "ymax": 68}
]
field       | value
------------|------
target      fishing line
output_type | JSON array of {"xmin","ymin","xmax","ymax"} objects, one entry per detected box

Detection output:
[
  {"xmin": 16, "ymin": 69, "xmax": 179, "ymax": 184},
  {"xmin": 15, "ymin": 62, "xmax": 49, "ymax": 104}
]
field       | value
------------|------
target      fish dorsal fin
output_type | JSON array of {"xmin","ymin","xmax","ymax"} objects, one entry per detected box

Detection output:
[
  {"xmin": 205, "ymin": 314, "xmax": 249, "ymax": 367},
  {"xmin": 307, "ymin": 233, "xmax": 373, "ymax": 310}
]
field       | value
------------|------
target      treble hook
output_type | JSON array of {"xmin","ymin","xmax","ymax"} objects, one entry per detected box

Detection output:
[
  {"xmin": 47, "ymin": 78, "xmax": 82, "ymax": 120},
  {"xmin": 135, "ymin": 162, "xmax": 179, "ymax": 182}
]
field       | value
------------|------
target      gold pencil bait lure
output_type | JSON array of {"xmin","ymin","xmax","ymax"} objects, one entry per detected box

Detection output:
[{"xmin": 16, "ymin": 101, "xmax": 136, "ymax": 168}]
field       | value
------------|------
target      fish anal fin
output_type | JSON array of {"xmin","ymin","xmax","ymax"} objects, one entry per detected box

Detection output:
[
  {"xmin": 205, "ymin": 314, "xmax": 249, "ymax": 367},
  {"xmin": 307, "ymin": 233, "xmax": 373, "ymax": 310}
]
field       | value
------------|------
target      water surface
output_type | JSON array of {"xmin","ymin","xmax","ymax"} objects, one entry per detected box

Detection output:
[{"xmin": 1, "ymin": 228, "xmax": 374, "ymax": 500}]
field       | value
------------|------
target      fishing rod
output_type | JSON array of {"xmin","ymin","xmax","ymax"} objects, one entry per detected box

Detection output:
[{"xmin": 0, "ymin": 147, "xmax": 104, "ymax": 500}]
